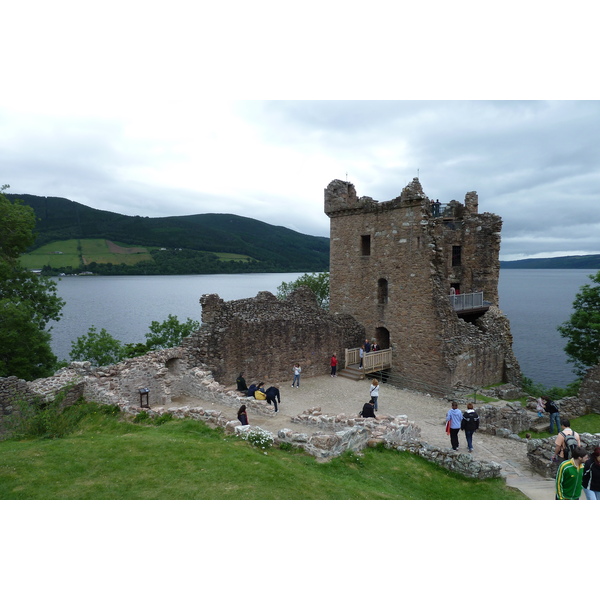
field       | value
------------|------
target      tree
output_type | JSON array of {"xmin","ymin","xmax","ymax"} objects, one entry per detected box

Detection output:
[
  {"xmin": 277, "ymin": 272, "xmax": 330, "ymax": 309},
  {"xmin": 0, "ymin": 186, "xmax": 64, "ymax": 379},
  {"xmin": 557, "ymin": 270, "xmax": 600, "ymax": 376},
  {"xmin": 69, "ymin": 315, "xmax": 201, "ymax": 366},
  {"xmin": 144, "ymin": 314, "xmax": 200, "ymax": 350},
  {"xmin": 69, "ymin": 326, "xmax": 126, "ymax": 367}
]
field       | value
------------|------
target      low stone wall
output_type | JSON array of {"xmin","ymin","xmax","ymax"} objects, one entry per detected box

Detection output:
[
  {"xmin": 476, "ymin": 403, "xmax": 533, "ymax": 436},
  {"xmin": 393, "ymin": 441, "xmax": 503, "ymax": 479},
  {"xmin": 527, "ymin": 433, "xmax": 600, "ymax": 479}
]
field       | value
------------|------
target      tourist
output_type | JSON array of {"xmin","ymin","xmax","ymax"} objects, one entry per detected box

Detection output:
[
  {"xmin": 582, "ymin": 446, "xmax": 600, "ymax": 500},
  {"xmin": 236, "ymin": 372, "xmax": 248, "ymax": 393},
  {"xmin": 359, "ymin": 345, "xmax": 364, "ymax": 369},
  {"xmin": 246, "ymin": 382, "xmax": 258, "ymax": 397},
  {"xmin": 360, "ymin": 398, "xmax": 376, "ymax": 419},
  {"xmin": 370, "ymin": 378, "xmax": 380, "ymax": 411},
  {"xmin": 461, "ymin": 402, "xmax": 480, "ymax": 453},
  {"xmin": 330, "ymin": 354, "xmax": 338, "ymax": 377},
  {"xmin": 237, "ymin": 405, "xmax": 249, "ymax": 426},
  {"xmin": 535, "ymin": 396, "xmax": 545, "ymax": 417},
  {"xmin": 554, "ymin": 419, "xmax": 581, "ymax": 463},
  {"xmin": 371, "ymin": 341, "xmax": 379, "ymax": 352},
  {"xmin": 292, "ymin": 363, "xmax": 301, "ymax": 388},
  {"xmin": 364, "ymin": 339, "xmax": 371, "ymax": 353},
  {"xmin": 446, "ymin": 401, "xmax": 463, "ymax": 451},
  {"xmin": 253, "ymin": 382, "xmax": 266, "ymax": 400},
  {"xmin": 434, "ymin": 199, "xmax": 441, "ymax": 217},
  {"xmin": 265, "ymin": 385, "xmax": 281, "ymax": 413},
  {"xmin": 544, "ymin": 396, "xmax": 561, "ymax": 434},
  {"xmin": 555, "ymin": 446, "xmax": 588, "ymax": 500}
]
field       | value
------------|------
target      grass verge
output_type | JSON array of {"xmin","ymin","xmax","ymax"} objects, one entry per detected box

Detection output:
[{"xmin": 0, "ymin": 402, "xmax": 526, "ymax": 500}]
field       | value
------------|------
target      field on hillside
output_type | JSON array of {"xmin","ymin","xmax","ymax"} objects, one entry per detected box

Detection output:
[
  {"xmin": 20, "ymin": 239, "xmax": 154, "ymax": 269},
  {"xmin": 20, "ymin": 240, "xmax": 254, "ymax": 270}
]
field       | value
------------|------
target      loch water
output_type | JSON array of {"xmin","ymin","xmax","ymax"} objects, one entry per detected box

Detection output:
[{"xmin": 48, "ymin": 269, "xmax": 596, "ymax": 388}]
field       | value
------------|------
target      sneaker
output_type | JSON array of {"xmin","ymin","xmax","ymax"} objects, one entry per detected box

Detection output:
[{"xmin": 468, "ymin": 448, "xmax": 473, "ymax": 453}]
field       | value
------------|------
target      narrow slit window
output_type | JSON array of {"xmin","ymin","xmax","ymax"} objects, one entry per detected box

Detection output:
[
  {"xmin": 452, "ymin": 245, "xmax": 462, "ymax": 267},
  {"xmin": 361, "ymin": 235, "xmax": 371, "ymax": 256},
  {"xmin": 378, "ymin": 278, "xmax": 388, "ymax": 304}
]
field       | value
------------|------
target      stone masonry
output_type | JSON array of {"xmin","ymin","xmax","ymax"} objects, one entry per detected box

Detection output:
[
  {"xmin": 182, "ymin": 287, "xmax": 365, "ymax": 387},
  {"xmin": 324, "ymin": 177, "xmax": 521, "ymax": 394}
]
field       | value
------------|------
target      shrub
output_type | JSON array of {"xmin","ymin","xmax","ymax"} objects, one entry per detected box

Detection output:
[{"xmin": 239, "ymin": 427, "xmax": 274, "ymax": 450}]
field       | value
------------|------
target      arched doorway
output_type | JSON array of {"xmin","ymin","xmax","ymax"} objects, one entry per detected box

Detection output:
[{"xmin": 374, "ymin": 326, "xmax": 390, "ymax": 349}]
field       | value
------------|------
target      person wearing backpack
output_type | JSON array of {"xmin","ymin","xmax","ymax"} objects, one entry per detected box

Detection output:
[
  {"xmin": 544, "ymin": 396, "xmax": 561, "ymax": 434},
  {"xmin": 555, "ymin": 445, "xmax": 588, "ymax": 500},
  {"xmin": 554, "ymin": 419, "xmax": 581, "ymax": 463},
  {"xmin": 461, "ymin": 402, "xmax": 480, "ymax": 453}
]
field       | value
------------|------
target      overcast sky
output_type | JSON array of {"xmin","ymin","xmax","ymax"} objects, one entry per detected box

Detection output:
[{"xmin": 3, "ymin": 2, "xmax": 598, "ymax": 261}]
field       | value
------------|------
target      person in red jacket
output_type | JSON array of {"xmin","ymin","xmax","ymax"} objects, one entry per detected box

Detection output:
[{"xmin": 330, "ymin": 354, "xmax": 338, "ymax": 377}]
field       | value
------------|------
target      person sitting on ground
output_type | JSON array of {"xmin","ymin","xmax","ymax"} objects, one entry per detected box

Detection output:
[
  {"xmin": 246, "ymin": 383, "xmax": 258, "ymax": 397},
  {"xmin": 237, "ymin": 404, "xmax": 249, "ymax": 426},
  {"xmin": 236, "ymin": 372, "xmax": 248, "ymax": 393},
  {"xmin": 265, "ymin": 385, "xmax": 281, "ymax": 413},
  {"xmin": 555, "ymin": 445, "xmax": 588, "ymax": 500},
  {"xmin": 360, "ymin": 398, "xmax": 377, "ymax": 419},
  {"xmin": 253, "ymin": 382, "xmax": 266, "ymax": 400},
  {"xmin": 554, "ymin": 418, "xmax": 581, "ymax": 463}
]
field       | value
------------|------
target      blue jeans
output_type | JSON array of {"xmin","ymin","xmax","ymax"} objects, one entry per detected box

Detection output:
[
  {"xmin": 292, "ymin": 374, "xmax": 300, "ymax": 387},
  {"xmin": 549, "ymin": 412, "xmax": 561, "ymax": 434},
  {"xmin": 584, "ymin": 489, "xmax": 600, "ymax": 500},
  {"xmin": 465, "ymin": 430, "xmax": 474, "ymax": 450},
  {"xmin": 371, "ymin": 395, "xmax": 378, "ymax": 411}
]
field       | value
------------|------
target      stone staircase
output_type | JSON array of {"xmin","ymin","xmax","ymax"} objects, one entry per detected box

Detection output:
[{"xmin": 337, "ymin": 363, "xmax": 365, "ymax": 381}]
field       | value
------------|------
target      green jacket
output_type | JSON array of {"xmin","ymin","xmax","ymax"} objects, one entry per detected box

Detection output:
[{"xmin": 555, "ymin": 459, "xmax": 584, "ymax": 500}]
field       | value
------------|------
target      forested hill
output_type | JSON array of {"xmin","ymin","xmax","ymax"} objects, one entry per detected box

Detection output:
[
  {"xmin": 500, "ymin": 255, "xmax": 600, "ymax": 269},
  {"xmin": 9, "ymin": 193, "xmax": 330, "ymax": 273}
]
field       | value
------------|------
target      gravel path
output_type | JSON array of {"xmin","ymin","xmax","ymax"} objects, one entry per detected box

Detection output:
[{"xmin": 176, "ymin": 374, "xmax": 556, "ymax": 498}]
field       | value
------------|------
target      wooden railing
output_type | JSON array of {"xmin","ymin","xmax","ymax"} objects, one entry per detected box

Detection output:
[{"xmin": 345, "ymin": 347, "xmax": 392, "ymax": 373}]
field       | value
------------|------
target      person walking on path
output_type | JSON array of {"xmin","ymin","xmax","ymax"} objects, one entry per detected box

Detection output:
[
  {"xmin": 555, "ymin": 446, "xmax": 588, "ymax": 500},
  {"xmin": 461, "ymin": 402, "xmax": 480, "ymax": 453},
  {"xmin": 330, "ymin": 354, "xmax": 338, "ymax": 377},
  {"xmin": 544, "ymin": 396, "xmax": 561, "ymax": 434},
  {"xmin": 292, "ymin": 364, "xmax": 301, "ymax": 388},
  {"xmin": 360, "ymin": 398, "xmax": 377, "ymax": 419},
  {"xmin": 554, "ymin": 419, "xmax": 581, "ymax": 463},
  {"xmin": 369, "ymin": 378, "xmax": 380, "ymax": 411},
  {"xmin": 582, "ymin": 446, "xmax": 600, "ymax": 500},
  {"xmin": 446, "ymin": 401, "xmax": 463, "ymax": 451}
]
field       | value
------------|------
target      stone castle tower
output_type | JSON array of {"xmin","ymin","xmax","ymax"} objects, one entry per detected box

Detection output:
[{"xmin": 324, "ymin": 177, "xmax": 521, "ymax": 393}]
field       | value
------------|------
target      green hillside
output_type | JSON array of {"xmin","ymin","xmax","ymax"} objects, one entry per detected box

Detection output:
[
  {"xmin": 500, "ymin": 255, "xmax": 600, "ymax": 269},
  {"xmin": 9, "ymin": 193, "xmax": 330, "ymax": 274}
]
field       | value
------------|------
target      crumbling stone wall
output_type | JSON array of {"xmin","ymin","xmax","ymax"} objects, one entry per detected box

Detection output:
[
  {"xmin": 183, "ymin": 287, "xmax": 365, "ymax": 387},
  {"xmin": 527, "ymin": 433, "xmax": 600, "ymax": 479},
  {"xmin": 580, "ymin": 361, "xmax": 600, "ymax": 414},
  {"xmin": 324, "ymin": 177, "xmax": 521, "ymax": 394}
]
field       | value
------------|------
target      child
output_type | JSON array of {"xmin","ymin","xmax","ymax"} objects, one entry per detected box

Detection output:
[{"xmin": 536, "ymin": 396, "xmax": 545, "ymax": 417}]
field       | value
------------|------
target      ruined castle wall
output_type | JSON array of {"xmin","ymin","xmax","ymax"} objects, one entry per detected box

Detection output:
[
  {"xmin": 183, "ymin": 288, "xmax": 365, "ymax": 387},
  {"xmin": 580, "ymin": 361, "xmax": 600, "ymax": 414}
]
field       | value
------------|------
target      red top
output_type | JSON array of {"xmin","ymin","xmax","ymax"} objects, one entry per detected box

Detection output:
[{"xmin": 330, "ymin": 356, "xmax": 338, "ymax": 366}]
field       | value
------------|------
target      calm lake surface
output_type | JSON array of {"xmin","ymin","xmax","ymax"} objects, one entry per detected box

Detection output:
[{"xmin": 48, "ymin": 270, "xmax": 596, "ymax": 388}]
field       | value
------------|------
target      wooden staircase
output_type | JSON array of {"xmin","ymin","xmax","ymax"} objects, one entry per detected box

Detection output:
[{"xmin": 337, "ymin": 363, "xmax": 365, "ymax": 381}]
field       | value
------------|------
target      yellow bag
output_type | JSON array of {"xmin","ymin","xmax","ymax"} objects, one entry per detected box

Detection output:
[{"xmin": 254, "ymin": 390, "xmax": 267, "ymax": 400}]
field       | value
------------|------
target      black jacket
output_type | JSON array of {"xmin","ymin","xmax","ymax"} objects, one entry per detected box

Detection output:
[
  {"xmin": 461, "ymin": 409, "xmax": 480, "ymax": 431},
  {"xmin": 360, "ymin": 402, "xmax": 376, "ymax": 418},
  {"xmin": 583, "ymin": 458, "xmax": 600, "ymax": 492}
]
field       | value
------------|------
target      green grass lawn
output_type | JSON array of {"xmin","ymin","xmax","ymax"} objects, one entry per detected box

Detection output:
[{"xmin": 0, "ymin": 404, "xmax": 526, "ymax": 500}]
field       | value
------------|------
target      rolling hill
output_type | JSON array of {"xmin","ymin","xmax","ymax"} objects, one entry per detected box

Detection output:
[
  {"xmin": 9, "ymin": 193, "xmax": 330, "ymax": 274},
  {"xmin": 500, "ymin": 255, "xmax": 600, "ymax": 269}
]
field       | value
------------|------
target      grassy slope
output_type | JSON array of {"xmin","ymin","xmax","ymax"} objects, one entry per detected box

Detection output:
[{"xmin": 0, "ymin": 411, "xmax": 526, "ymax": 500}]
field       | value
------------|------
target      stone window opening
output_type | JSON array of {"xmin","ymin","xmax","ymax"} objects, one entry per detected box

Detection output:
[
  {"xmin": 361, "ymin": 235, "xmax": 371, "ymax": 256},
  {"xmin": 377, "ymin": 278, "xmax": 388, "ymax": 304},
  {"xmin": 452, "ymin": 245, "xmax": 462, "ymax": 267}
]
